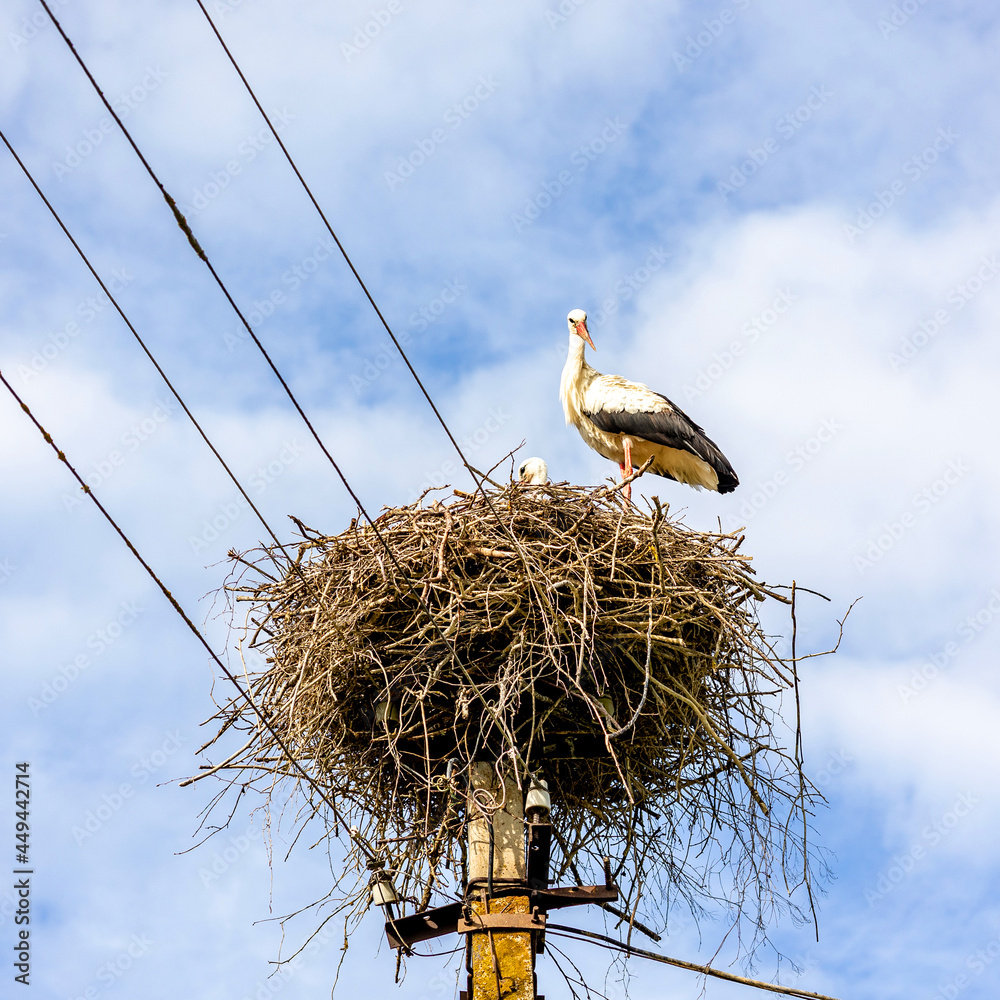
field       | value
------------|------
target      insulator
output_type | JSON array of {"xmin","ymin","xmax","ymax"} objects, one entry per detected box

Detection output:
[
  {"xmin": 370, "ymin": 872, "xmax": 398, "ymax": 907},
  {"xmin": 525, "ymin": 777, "xmax": 551, "ymax": 820}
]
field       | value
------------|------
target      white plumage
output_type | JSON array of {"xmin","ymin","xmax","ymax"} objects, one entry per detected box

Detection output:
[
  {"xmin": 518, "ymin": 457, "xmax": 549, "ymax": 485},
  {"xmin": 560, "ymin": 309, "xmax": 738, "ymax": 499}
]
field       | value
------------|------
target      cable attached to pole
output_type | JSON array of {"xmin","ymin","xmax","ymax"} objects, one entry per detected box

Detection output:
[
  {"xmin": 30, "ymin": 0, "xmax": 525, "ymax": 616},
  {"xmin": 29, "ymin": 0, "xmax": 490, "ymax": 656},
  {"xmin": 38, "ymin": 0, "xmax": 551, "ymax": 600},
  {"xmin": 0, "ymin": 126, "xmax": 290, "ymax": 562},
  {"xmin": 34, "ymin": 0, "xmax": 379, "ymax": 535},
  {"xmin": 188, "ymin": 1, "xmax": 563, "ymax": 569},
  {"xmin": 545, "ymin": 924, "xmax": 842, "ymax": 1000},
  {"xmin": 30, "ymin": 0, "xmax": 542, "ymax": 891},
  {"xmin": 0, "ymin": 367, "xmax": 380, "ymax": 863},
  {"xmin": 192, "ymin": 0, "xmax": 479, "ymax": 478}
]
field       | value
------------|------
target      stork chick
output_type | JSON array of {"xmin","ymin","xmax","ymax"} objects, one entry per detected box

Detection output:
[{"xmin": 518, "ymin": 457, "xmax": 549, "ymax": 484}]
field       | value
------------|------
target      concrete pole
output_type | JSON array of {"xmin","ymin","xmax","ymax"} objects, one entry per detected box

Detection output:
[{"xmin": 467, "ymin": 762, "xmax": 534, "ymax": 1000}]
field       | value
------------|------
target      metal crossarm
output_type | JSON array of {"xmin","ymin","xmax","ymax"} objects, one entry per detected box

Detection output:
[{"xmin": 383, "ymin": 881, "xmax": 618, "ymax": 950}]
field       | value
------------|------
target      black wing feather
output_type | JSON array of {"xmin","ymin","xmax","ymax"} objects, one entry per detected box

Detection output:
[{"xmin": 584, "ymin": 393, "xmax": 739, "ymax": 493}]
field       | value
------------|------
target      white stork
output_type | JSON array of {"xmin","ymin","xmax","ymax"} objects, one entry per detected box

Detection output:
[
  {"xmin": 518, "ymin": 457, "xmax": 549, "ymax": 484},
  {"xmin": 560, "ymin": 309, "xmax": 738, "ymax": 499}
]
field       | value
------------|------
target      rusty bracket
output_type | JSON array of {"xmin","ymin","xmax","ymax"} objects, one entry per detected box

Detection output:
[
  {"xmin": 384, "ymin": 901, "xmax": 462, "ymax": 950},
  {"xmin": 531, "ymin": 884, "xmax": 619, "ymax": 910},
  {"xmin": 384, "ymin": 881, "xmax": 618, "ymax": 950},
  {"xmin": 456, "ymin": 910, "xmax": 547, "ymax": 934}
]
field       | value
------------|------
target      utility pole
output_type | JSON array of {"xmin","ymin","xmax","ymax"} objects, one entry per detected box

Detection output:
[
  {"xmin": 463, "ymin": 763, "xmax": 534, "ymax": 1000},
  {"xmin": 381, "ymin": 767, "xmax": 611, "ymax": 999}
]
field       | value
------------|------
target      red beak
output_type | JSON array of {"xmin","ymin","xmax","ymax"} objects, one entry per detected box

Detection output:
[{"xmin": 574, "ymin": 319, "xmax": 596, "ymax": 350}]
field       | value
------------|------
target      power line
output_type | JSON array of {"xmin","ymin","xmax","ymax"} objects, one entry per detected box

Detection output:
[
  {"xmin": 32, "ymin": 0, "xmax": 529, "ymax": 788},
  {"xmin": 30, "ymin": 1, "xmax": 525, "ymax": 708},
  {"xmin": 35, "ymin": 0, "xmax": 380, "ymax": 535},
  {"xmin": 191, "ymin": 0, "xmax": 475, "ymax": 477},
  {"xmin": 0, "ymin": 150, "xmax": 498, "ymax": 854},
  {"xmin": 38, "ymin": 1, "xmax": 530, "ymax": 555},
  {"xmin": 0, "ymin": 125, "xmax": 289, "ymax": 566},
  {"xmin": 185, "ymin": 3, "xmax": 580, "ymax": 588},
  {"xmin": 544, "ymin": 925, "xmax": 842, "ymax": 1000},
  {"xmin": 32, "ymin": 0, "xmax": 524, "ymax": 620},
  {"xmin": 22, "ymin": 1, "xmax": 522, "ymax": 760},
  {"xmin": 0, "ymin": 368, "xmax": 376, "ymax": 859}
]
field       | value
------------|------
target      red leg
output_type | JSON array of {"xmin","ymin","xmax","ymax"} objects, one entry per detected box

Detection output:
[{"xmin": 622, "ymin": 440, "xmax": 633, "ymax": 501}]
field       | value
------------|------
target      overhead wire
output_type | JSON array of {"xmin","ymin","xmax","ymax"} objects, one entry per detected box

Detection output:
[
  {"xmin": 37, "ymin": 0, "xmax": 537, "ymax": 573},
  {"xmin": 185, "ymin": 1, "xmax": 587, "ymax": 600},
  {"xmin": 544, "ymin": 924, "xmax": 842, "ymax": 1000},
  {"xmin": 4, "ymin": 7, "xmax": 398, "ymax": 852},
  {"xmin": 191, "ymin": 0, "xmax": 474, "ymax": 474},
  {"xmin": 29, "ymin": 0, "xmax": 563, "ymax": 909},
  {"xmin": 0, "ymin": 125, "xmax": 290, "ymax": 567},
  {"xmin": 0, "ymin": 369, "xmax": 378, "ymax": 863},
  {"xmin": 34, "ymin": 0, "xmax": 384, "ymax": 538},
  {"xmin": 34, "ymin": 0, "xmax": 525, "ymax": 757},
  {"xmin": 2, "ymin": 8, "xmax": 520, "ymax": 870}
]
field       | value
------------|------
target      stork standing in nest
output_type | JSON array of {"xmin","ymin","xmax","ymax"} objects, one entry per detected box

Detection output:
[{"xmin": 560, "ymin": 309, "xmax": 739, "ymax": 500}]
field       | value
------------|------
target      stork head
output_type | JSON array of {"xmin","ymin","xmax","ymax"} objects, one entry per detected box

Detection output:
[
  {"xmin": 567, "ymin": 309, "xmax": 595, "ymax": 350},
  {"xmin": 518, "ymin": 457, "xmax": 549, "ymax": 485}
]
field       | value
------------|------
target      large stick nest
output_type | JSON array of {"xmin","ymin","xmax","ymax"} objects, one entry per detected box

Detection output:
[{"xmin": 206, "ymin": 480, "xmax": 821, "ymax": 951}]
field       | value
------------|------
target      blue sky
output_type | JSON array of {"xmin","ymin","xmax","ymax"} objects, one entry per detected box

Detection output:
[{"xmin": 2, "ymin": 1, "xmax": 1000, "ymax": 997}]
